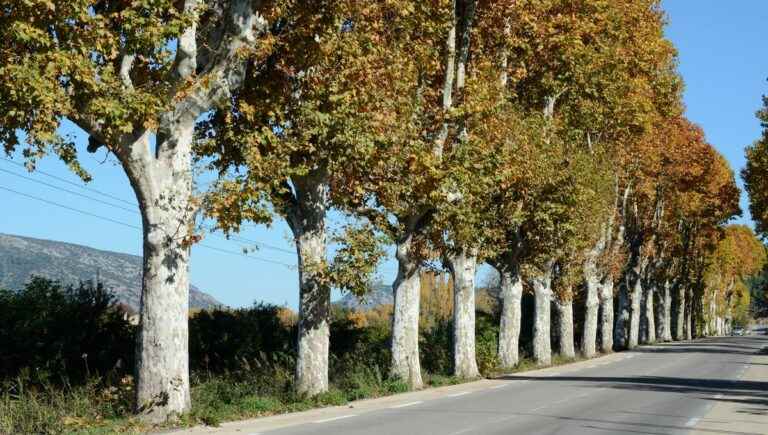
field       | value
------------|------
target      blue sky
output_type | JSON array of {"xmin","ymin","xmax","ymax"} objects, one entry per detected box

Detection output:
[
  {"xmin": 1, "ymin": 2, "xmax": 767, "ymax": 308},
  {"xmin": 662, "ymin": 0, "xmax": 768, "ymax": 225}
]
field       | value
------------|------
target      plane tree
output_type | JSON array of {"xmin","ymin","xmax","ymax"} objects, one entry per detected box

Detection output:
[
  {"xmin": 195, "ymin": 1, "xmax": 410, "ymax": 395},
  {"xmin": 328, "ymin": 0, "xmax": 458, "ymax": 389},
  {"xmin": 0, "ymin": 0, "xmax": 272, "ymax": 421}
]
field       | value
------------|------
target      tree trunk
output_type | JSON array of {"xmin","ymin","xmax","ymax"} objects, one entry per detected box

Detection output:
[
  {"xmin": 131, "ymin": 124, "xmax": 194, "ymax": 422},
  {"xmin": 531, "ymin": 265, "xmax": 553, "ymax": 366},
  {"xmin": 447, "ymin": 249, "xmax": 480, "ymax": 379},
  {"xmin": 710, "ymin": 295, "xmax": 718, "ymax": 336},
  {"xmin": 391, "ymin": 234, "xmax": 423, "ymax": 389},
  {"xmin": 614, "ymin": 280, "xmax": 630, "ymax": 350},
  {"xmin": 599, "ymin": 279, "xmax": 614, "ymax": 353},
  {"xmin": 628, "ymin": 269, "xmax": 642, "ymax": 349},
  {"xmin": 582, "ymin": 257, "xmax": 600, "ymax": 358},
  {"xmin": 553, "ymin": 297, "xmax": 575, "ymax": 359},
  {"xmin": 289, "ymin": 171, "xmax": 330, "ymax": 396},
  {"xmin": 660, "ymin": 280, "xmax": 673, "ymax": 342},
  {"xmin": 654, "ymin": 288, "xmax": 664, "ymax": 342},
  {"xmin": 497, "ymin": 265, "xmax": 523, "ymax": 369},
  {"xmin": 642, "ymin": 285, "xmax": 656, "ymax": 344},
  {"xmin": 684, "ymin": 287, "xmax": 693, "ymax": 340},
  {"xmin": 675, "ymin": 285, "xmax": 686, "ymax": 341}
]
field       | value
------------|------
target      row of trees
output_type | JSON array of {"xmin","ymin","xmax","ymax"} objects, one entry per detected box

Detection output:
[{"xmin": 1, "ymin": 0, "xmax": 759, "ymax": 423}]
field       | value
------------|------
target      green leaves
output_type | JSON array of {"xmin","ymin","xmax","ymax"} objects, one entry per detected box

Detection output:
[{"xmin": 743, "ymin": 93, "xmax": 768, "ymax": 238}]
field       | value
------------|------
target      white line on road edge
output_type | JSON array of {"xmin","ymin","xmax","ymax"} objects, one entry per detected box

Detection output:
[
  {"xmin": 713, "ymin": 393, "xmax": 724, "ymax": 399},
  {"xmin": 489, "ymin": 384, "xmax": 507, "ymax": 389},
  {"xmin": 313, "ymin": 415, "xmax": 357, "ymax": 424},
  {"xmin": 447, "ymin": 391, "xmax": 471, "ymax": 398},
  {"xmin": 545, "ymin": 372, "xmax": 561, "ymax": 377},
  {"xmin": 685, "ymin": 417, "xmax": 700, "ymax": 427},
  {"xmin": 390, "ymin": 401, "xmax": 423, "ymax": 409}
]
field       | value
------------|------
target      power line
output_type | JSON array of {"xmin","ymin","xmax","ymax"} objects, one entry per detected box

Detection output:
[
  {"xmin": 0, "ymin": 159, "xmax": 296, "ymax": 256},
  {"xmin": 1, "ymin": 157, "xmax": 136, "ymax": 206},
  {"xmin": 0, "ymin": 167, "xmax": 138, "ymax": 214},
  {"xmin": 0, "ymin": 186, "xmax": 140, "ymax": 230},
  {"xmin": 0, "ymin": 186, "xmax": 296, "ymax": 269},
  {"xmin": 226, "ymin": 234, "xmax": 296, "ymax": 255}
]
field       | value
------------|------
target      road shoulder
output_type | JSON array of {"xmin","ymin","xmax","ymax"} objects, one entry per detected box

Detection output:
[{"xmin": 690, "ymin": 339, "xmax": 768, "ymax": 435}]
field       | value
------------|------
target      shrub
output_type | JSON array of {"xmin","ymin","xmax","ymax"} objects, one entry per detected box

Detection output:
[
  {"xmin": 0, "ymin": 277, "xmax": 135, "ymax": 385},
  {"xmin": 189, "ymin": 304, "xmax": 294, "ymax": 374}
]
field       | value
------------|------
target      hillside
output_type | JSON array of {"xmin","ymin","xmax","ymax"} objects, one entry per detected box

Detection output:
[
  {"xmin": 0, "ymin": 233, "xmax": 222, "ymax": 311},
  {"xmin": 337, "ymin": 282, "xmax": 393, "ymax": 310}
]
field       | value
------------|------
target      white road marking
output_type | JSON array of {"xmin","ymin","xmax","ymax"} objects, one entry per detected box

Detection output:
[
  {"xmin": 685, "ymin": 417, "xmax": 700, "ymax": 427},
  {"xmin": 489, "ymin": 384, "xmax": 507, "ymax": 389},
  {"xmin": 449, "ymin": 415, "xmax": 518, "ymax": 435},
  {"xmin": 713, "ymin": 393, "xmax": 724, "ymax": 399},
  {"xmin": 390, "ymin": 401, "xmax": 423, "ymax": 409},
  {"xmin": 313, "ymin": 415, "xmax": 357, "ymax": 424},
  {"xmin": 448, "ymin": 391, "xmax": 471, "ymax": 398},
  {"xmin": 530, "ymin": 405, "xmax": 548, "ymax": 412},
  {"xmin": 545, "ymin": 372, "xmax": 561, "ymax": 377}
]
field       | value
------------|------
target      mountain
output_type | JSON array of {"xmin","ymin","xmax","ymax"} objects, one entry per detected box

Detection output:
[
  {"xmin": 336, "ymin": 282, "xmax": 393, "ymax": 310},
  {"xmin": 0, "ymin": 233, "xmax": 222, "ymax": 311}
]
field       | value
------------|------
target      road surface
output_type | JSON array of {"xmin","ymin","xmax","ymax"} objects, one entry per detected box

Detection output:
[{"xmin": 184, "ymin": 333, "xmax": 768, "ymax": 435}]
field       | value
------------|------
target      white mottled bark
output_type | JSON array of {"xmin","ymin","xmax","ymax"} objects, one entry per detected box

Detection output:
[
  {"xmin": 627, "ymin": 269, "xmax": 642, "ymax": 349},
  {"xmin": 582, "ymin": 256, "xmax": 601, "ymax": 358},
  {"xmin": 447, "ymin": 250, "xmax": 480, "ymax": 379},
  {"xmin": 684, "ymin": 288, "xmax": 693, "ymax": 341},
  {"xmin": 642, "ymin": 285, "xmax": 656, "ymax": 344},
  {"xmin": 131, "ymin": 121, "xmax": 195, "ymax": 422},
  {"xmin": 497, "ymin": 266, "xmax": 523, "ymax": 369},
  {"xmin": 553, "ymin": 297, "xmax": 575, "ymax": 359},
  {"xmin": 675, "ymin": 285, "xmax": 686, "ymax": 341},
  {"xmin": 531, "ymin": 265, "xmax": 553, "ymax": 366},
  {"xmin": 718, "ymin": 316, "xmax": 725, "ymax": 336},
  {"xmin": 660, "ymin": 280, "xmax": 673, "ymax": 342},
  {"xmin": 391, "ymin": 235, "xmax": 423, "ymax": 389},
  {"xmin": 289, "ymin": 171, "xmax": 330, "ymax": 396},
  {"xmin": 599, "ymin": 279, "xmax": 614, "ymax": 353}
]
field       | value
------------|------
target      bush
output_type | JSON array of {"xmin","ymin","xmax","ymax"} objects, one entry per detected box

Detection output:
[
  {"xmin": 189, "ymin": 304, "xmax": 294, "ymax": 374},
  {"xmin": 420, "ymin": 320, "xmax": 453, "ymax": 376},
  {"xmin": 475, "ymin": 312, "xmax": 500, "ymax": 375},
  {"xmin": 0, "ymin": 277, "xmax": 135, "ymax": 385}
]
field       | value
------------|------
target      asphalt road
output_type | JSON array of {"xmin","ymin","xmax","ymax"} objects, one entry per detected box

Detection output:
[{"xmin": 236, "ymin": 333, "xmax": 768, "ymax": 435}]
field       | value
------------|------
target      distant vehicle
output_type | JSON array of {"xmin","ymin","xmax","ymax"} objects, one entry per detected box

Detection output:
[{"xmin": 732, "ymin": 327, "xmax": 745, "ymax": 336}]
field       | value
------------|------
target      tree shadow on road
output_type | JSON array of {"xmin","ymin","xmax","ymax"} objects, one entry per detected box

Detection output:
[{"xmin": 498, "ymin": 374, "xmax": 768, "ymax": 420}]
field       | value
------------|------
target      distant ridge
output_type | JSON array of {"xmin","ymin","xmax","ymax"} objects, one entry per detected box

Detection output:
[
  {"xmin": 336, "ymin": 282, "xmax": 393, "ymax": 310},
  {"xmin": 0, "ymin": 233, "xmax": 222, "ymax": 311}
]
